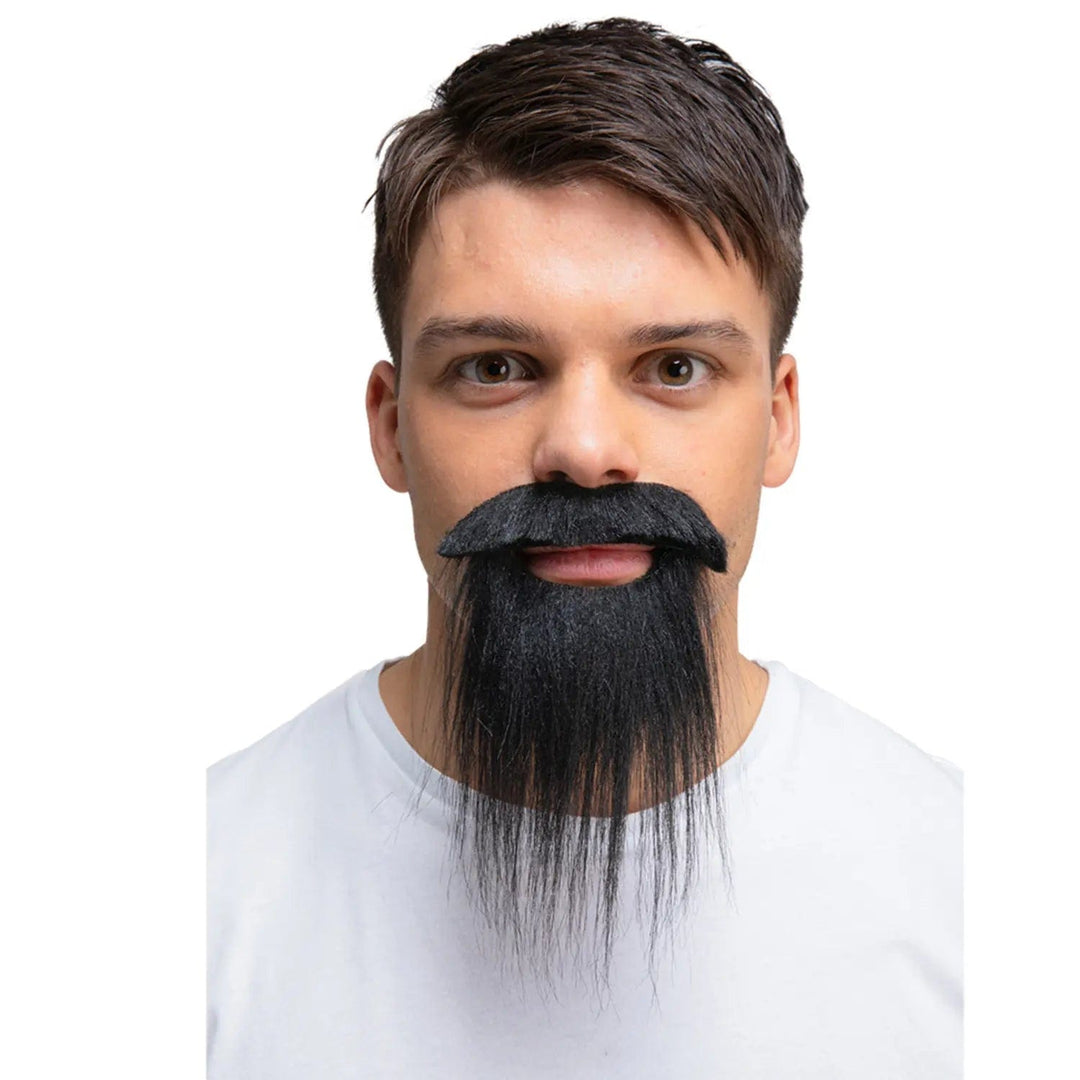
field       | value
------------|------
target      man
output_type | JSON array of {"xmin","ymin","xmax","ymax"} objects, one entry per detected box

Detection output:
[{"xmin": 208, "ymin": 18, "xmax": 962, "ymax": 1078}]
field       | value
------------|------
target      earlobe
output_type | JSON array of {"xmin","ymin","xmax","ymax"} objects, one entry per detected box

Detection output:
[
  {"xmin": 762, "ymin": 353, "xmax": 800, "ymax": 489},
  {"xmin": 366, "ymin": 360, "xmax": 410, "ymax": 494}
]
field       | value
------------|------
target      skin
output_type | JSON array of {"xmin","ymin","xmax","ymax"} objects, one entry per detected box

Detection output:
[{"xmin": 366, "ymin": 177, "xmax": 800, "ymax": 812}]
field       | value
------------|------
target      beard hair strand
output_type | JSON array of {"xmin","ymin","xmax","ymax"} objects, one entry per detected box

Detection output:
[{"xmin": 424, "ymin": 545, "xmax": 734, "ymax": 1004}]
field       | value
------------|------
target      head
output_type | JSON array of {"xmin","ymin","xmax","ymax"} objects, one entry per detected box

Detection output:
[{"xmin": 365, "ymin": 18, "xmax": 805, "ymax": 998}]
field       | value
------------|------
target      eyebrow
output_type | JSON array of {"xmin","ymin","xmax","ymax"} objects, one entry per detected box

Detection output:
[
  {"xmin": 627, "ymin": 319, "xmax": 756, "ymax": 353},
  {"xmin": 413, "ymin": 316, "xmax": 546, "ymax": 358},
  {"xmin": 411, "ymin": 315, "xmax": 758, "ymax": 358}
]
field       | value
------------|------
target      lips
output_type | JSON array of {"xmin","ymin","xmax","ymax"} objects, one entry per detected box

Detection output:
[{"xmin": 519, "ymin": 543, "xmax": 655, "ymax": 584}]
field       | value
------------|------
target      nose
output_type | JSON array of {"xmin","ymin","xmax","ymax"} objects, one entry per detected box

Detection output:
[{"xmin": 531, "ymin": 361, "xmax": 641, "ymax": 487}]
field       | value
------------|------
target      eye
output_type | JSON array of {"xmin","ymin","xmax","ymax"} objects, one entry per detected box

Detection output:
[
  {"xmin": 456, "ymin": 353, "xmax": 532, "ymax": 385},
  {"xmin": 642, "ymin": 352, "xmax": 717, "ymax": 390}
]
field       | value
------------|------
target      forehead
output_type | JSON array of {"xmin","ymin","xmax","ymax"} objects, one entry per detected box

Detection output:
[{"xmin": 400, "ymin": 178, "xmax": 772, "ymax": 358}]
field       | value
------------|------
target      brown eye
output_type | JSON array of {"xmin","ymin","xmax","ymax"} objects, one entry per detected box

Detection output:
[
  {"xmin": 652, "ymin": 353, "xmax": 711, "ymax": 388},
  {"xmin": 459, "ymin": 354, "xmax": 529, "ymax": 385}
]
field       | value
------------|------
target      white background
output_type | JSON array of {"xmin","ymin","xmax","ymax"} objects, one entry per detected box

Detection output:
[{"xmin": 2, "ymin": 0, "xmax": 1076, "ymax": 1074}]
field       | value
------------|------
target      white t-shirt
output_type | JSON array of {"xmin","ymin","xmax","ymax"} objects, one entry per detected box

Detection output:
[{"xmin": 207, "ymin": 657, "xmax": 962, "ymax": 1078}]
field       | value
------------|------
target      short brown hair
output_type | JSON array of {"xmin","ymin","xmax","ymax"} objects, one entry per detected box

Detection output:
[{"xmin": 369, "ymin": 17, "xmax": 808, "ymax": 382}]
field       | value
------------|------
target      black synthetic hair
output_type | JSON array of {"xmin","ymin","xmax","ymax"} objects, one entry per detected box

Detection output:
[{"xmin": 424, "ymin": 480, "xmax": 735, "ymax": 1005}]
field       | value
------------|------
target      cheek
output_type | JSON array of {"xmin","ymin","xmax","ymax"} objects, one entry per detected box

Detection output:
[
  {"xmin": 651, "ymin": 403, "xmax": 765, "ymax": 496},
  {"xmin": 398, "ymin": 401, "xmax": 528, "ymax": 562},
  {"xmin": 649, "ymin": 414, "xmax": 766, "ymax": 574}
]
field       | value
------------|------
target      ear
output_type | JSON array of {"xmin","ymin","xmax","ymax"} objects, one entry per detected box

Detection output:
[
  {"xmin": 762, "ymin": 353, "xmax": 800, "ymax": 488},
  {"xmin": 366, "ymin": 360, "xmax": 409, "ymax": 493}
]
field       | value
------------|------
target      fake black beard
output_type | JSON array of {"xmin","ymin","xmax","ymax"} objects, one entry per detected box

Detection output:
[{"xmin": 431, "ymin": 480, "xmax": 733, "ymax": 1002}]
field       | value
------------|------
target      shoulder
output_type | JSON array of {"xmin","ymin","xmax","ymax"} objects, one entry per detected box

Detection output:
[
  {"xmin": 751, "ymin": 665, "xmax": 963, "ymax": 1005},
  {"xmin": 206, "ymin": 670, "xmax": 366, "ymax": 826},
  {"xmin": 799, "ymin": 670, "xmax": 961, "ymax": 792},
  {"xmin": 768, "ymin": 663, "xmax": 963, "ymax": 845}
]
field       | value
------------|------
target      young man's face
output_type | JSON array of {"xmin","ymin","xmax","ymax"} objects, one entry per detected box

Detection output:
[
  {"xmin": 373, "ymin": 176, "xmax": 798, "ymax": 594},
  {"xmin": 366, "ymin": 176, "xmax": 799, "ymax": 992}
]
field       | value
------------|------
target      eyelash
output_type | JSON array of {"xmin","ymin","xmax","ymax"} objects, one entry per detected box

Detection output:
[{"xmin": 451, "ymin": 352, "xmax": 721, "ymax": 391}]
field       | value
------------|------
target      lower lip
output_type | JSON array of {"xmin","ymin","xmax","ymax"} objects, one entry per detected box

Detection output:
[{"xmin": 521, "ymin": 544, "xmax": 655, "ymax": 585}]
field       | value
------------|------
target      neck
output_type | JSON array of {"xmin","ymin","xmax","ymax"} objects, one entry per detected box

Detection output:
[{"xmin": 378, "ymin": 580, "xmax": 769, "ymax": 814}]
